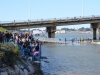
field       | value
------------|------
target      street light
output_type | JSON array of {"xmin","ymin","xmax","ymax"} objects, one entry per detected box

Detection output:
[
  {"xmin": 82, "ymin": 0, "xmax": 84, "ymax": 17},
  {"xmin": 29, "ymin": 0, "xmax": 31, "ymax": 20},
  {"xmin": 28, "ymin": 0, "xmax": 31, "ymax": 33}
]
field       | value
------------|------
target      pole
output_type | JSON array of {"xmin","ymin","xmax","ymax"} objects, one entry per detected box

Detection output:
[
  {"xmin": 29, "ymin": 0, "xmax": 31, "ymax": 20},
  {"xmin": 82, "ymin": 0, "xmax": 84, "ymax": 17},
  {"xmin": 29, "ymin": 0, "xmax": 31, "ymax": 33}
]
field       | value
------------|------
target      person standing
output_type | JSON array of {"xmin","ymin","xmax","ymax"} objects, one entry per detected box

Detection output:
[
  {"xmin": 2, "ymin": 32, "xmax": 5, "ymax": 43},
  {"xmin": 5, "ymin": 31, "xmax": 9, "ymax": 42},
  {"xmin": 65, "ymin": 38, "xmax": 66, "ymax": 42},
  {"xmin": 0, "ymin": 31, "xmax": 2, "ymax": 43}
]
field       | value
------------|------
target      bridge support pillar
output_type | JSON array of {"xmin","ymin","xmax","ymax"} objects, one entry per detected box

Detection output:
[
  {"xmin": 93, "ymin": 28, "xmax": 97, "ymax": 40},
  {"xmin": 91, "ymin": 23, "xmax": 98, "ymax": 40},
  {"xmin": 99, "ymin": 28, "xmax": 100, "ymax": 40},
  {"xmin": 97, "ymin": 24, "xmax": 100, "ymax": 40},
  {"xmin": 46, "ymin": 26, "xmax": 56, "ymax": 38}
]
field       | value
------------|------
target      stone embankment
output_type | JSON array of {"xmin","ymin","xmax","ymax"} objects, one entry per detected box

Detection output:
[
  {"xmin": 91, "ymin": 40, "xmax": 100, "ymax": 44},
  {"xmin": 0, "ymin": 42, "xmax": 43, "ymax": 75},
  {"xmin": 34, "ymin": 37, "xmax": 69, "ymax": 44},
  {"xmin": 0, "ymin": 59, "xmax": 42, "ymax": 75}
]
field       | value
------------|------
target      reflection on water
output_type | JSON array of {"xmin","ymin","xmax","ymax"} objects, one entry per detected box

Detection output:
[{"xmin": 41, "ymin": 43, "xmax": 100, "ymax": 75}]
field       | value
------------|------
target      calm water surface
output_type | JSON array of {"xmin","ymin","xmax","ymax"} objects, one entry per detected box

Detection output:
[{"xmin": 41, "ymin": 33, "xmax": 100, "ymax": 75}]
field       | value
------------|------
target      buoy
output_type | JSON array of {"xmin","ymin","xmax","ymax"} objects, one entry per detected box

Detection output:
[{"xmin": 98, "ymin": 50, "xmax": 100, "ymax": 53}]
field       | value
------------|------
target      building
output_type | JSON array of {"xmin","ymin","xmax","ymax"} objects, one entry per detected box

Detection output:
[{"xmin": 60, "ymin": 30, "xmax": 66, "ymax": 33}]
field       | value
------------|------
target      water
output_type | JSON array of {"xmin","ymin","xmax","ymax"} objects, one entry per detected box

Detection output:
[
  {"xmin": 55, "ymin": 33, "xmax": 93, "ymax": 40},
  {"xmin": 41, "ymin": 33, "xmax": 100, "ymax": 75},
  {"xmin": 41, "ymin": 32, "xmax": 99, "ymax": 40}
]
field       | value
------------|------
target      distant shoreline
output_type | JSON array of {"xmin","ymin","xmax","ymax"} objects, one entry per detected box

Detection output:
[{"xmin": 54, "ymin": 31, "xmax": 92, "ymax": 34}]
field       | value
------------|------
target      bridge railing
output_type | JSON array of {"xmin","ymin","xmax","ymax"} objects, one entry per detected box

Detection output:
[
  {"xmin": 1, "ymin": 15, "xmax": 100, "ymax": 25},
  {"xmin": 15, "ymin": 20, "xmax": 28, "ymax": 23},
  {"xmin": 0, "ymin": 21, "xmax": 13, "ymax": 24}
]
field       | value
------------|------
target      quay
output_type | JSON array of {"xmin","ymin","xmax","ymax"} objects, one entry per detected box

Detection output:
[
  {"xmin": 34, "ymin": 37, "xmax": 70, "ymax": 44},
  {"xmin": 91, "ymin": 40, "xmax": 100, "ymax": 44}
]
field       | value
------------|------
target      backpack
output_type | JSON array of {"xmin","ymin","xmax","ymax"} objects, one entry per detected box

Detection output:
[
  {"xmin": 28, "ymin": 52, "xmax": 33, "ymax": 56},
  {"xmin": 0, "ymin": 33, "xmax": 2, "ymax": 38},
  {"xmin": 2, "ymin": 34, "xmax": 5, "ymax": 39}
]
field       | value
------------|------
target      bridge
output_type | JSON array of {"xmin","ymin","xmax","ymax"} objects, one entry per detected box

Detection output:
[{"xmin": 1, "ymin": 15, "xmax": 100, "ymax": 40}]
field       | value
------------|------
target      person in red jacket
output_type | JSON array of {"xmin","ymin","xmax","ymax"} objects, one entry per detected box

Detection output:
[{"xmin": 2, "ymin": 32, "xmax": 5, "ymax": 43}]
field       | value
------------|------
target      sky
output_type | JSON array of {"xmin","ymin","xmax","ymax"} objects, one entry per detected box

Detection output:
[{"xmin": 0, "ymin": 0, "xmax": 100, "ymax": 30}]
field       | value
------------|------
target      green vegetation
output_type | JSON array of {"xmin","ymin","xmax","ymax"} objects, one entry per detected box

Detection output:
[
  {"xmin": 0, "ymin": 27, "xmax": 10, "ymax": 32},
  {"xmin": 61, "ymin": 27, "xmax": 91, "ymax": 31},
  {"xmin": 0, "ymin": 43, "xmax": 19, "ymax": 67},
  {"xmin": 93, "ymin": 40, "xmax": 100, "ymax": 42}
]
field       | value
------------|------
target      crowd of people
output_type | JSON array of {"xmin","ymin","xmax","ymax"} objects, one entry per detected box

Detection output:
[
  {"xmin": 0, "ymin": 31, "xmax": 12, "ymax": 43},
  {"xmin": 0, "ymin": 31, "xmax": 40, "ymax": 62},
  {"xmin": 64, "ymin": 37, "xmax": 92, "ymax": 43},
  {"xmin": 78, "ymin": 37, "xmax": 92, "ymax": 43}
]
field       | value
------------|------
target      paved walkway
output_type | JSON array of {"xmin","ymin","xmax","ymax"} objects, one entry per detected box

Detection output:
[{"xmin": 34, "ymin": 37, "xmax": 70, "ymax": 44}]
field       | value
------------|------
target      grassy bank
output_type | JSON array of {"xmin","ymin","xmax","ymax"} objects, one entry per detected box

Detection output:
[
  {"xmin": 92, "ymin": 40, "xmax": 100, "ymax": 42},
  {"xmin": 0, "ymin": 42, "xmax": 19, "ymax": 67},
  {"xmin": 0, "ymin": 27, "xmax": 10, "ymax": 32}
]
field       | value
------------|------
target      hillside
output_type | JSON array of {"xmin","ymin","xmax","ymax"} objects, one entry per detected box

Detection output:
[{"xmin": 0, "ymin": 27, "xmax": 10, "ymax": 32}]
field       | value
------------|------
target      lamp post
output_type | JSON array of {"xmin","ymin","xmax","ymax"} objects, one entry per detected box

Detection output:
[
  {"xmin": 29, "ymin": 0, "xmax": 31, "ymax": 33},
  {"xmin": 82, "ymin": 0, "xmax": 84, "ymax": 17},
  {"xmin": 29, "ymin": 0, "xmax": 31, "ymax": 20}
]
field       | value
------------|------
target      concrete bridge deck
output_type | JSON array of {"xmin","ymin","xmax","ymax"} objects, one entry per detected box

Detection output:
[
  {"xmin": 1, "ymin": 15, "xmax": 100, "ymax": 39},
  {"xmin": 1, "ymin": 15, "xmax": 100, "ymax": 28}
]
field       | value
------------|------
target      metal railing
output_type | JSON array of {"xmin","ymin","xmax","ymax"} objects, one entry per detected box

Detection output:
[{"xmin": 1, "ymin": 15, "xmax": 100, "ymax": 25}]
